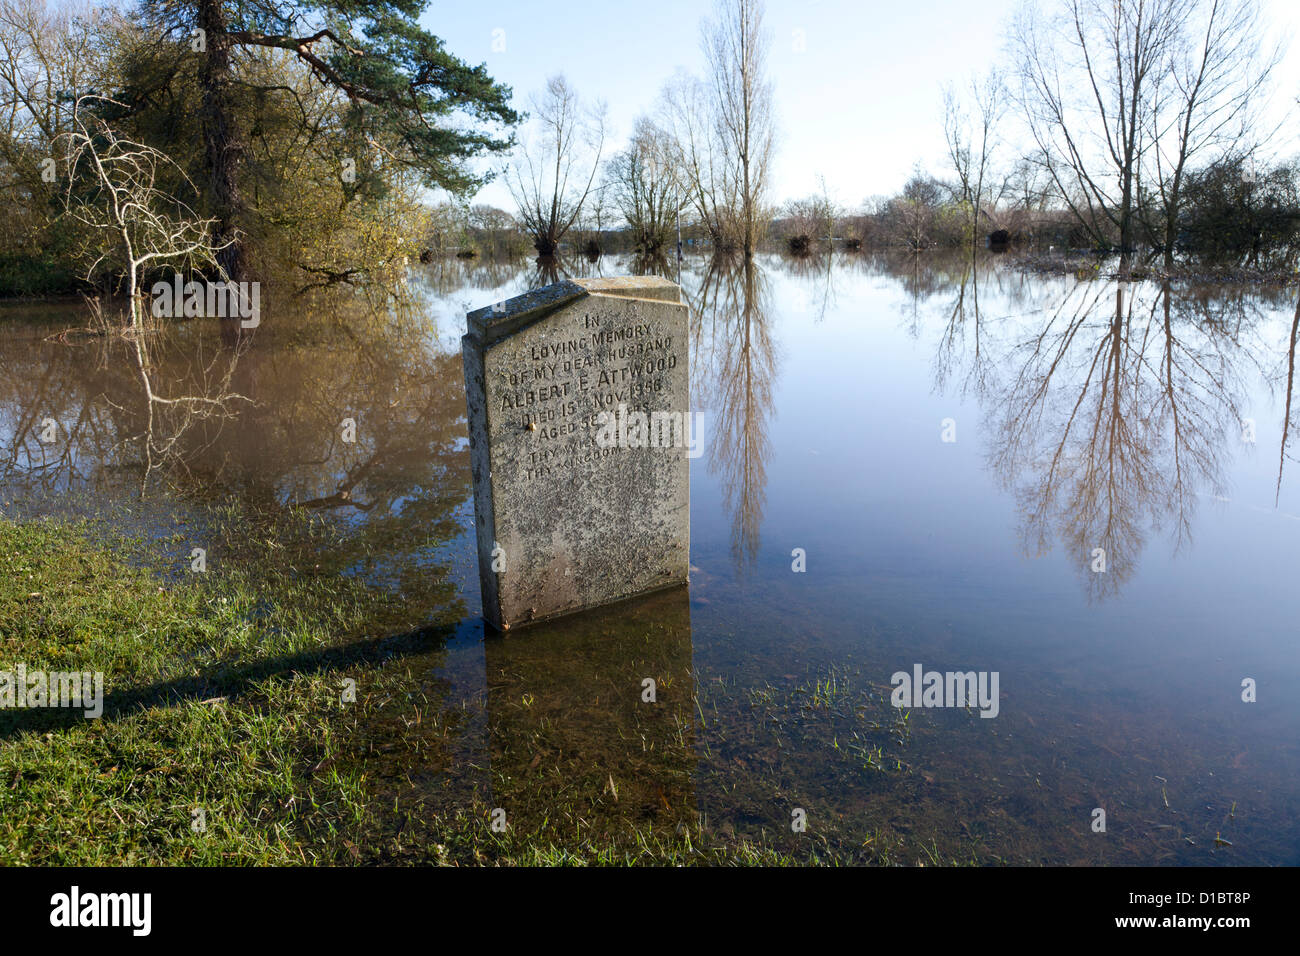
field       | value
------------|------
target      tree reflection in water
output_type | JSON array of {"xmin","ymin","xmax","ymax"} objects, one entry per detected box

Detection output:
[
  {"xmin": 683, "ymin": 254, "xmax": 779, "ymax": 572},
  {"xmin": 0, "ymin": 280, "xmax": 474, "ymax": 622},
  {"xmin": 1, "ymin": 252, "xmax": 1295, "ymax": 608},
  {"xmin": 983, "ymin": 277, "xmax": 1252, "ymax": 599}
]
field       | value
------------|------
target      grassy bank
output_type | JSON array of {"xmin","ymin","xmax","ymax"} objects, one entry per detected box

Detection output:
[
  {"xmin": 0, "ymin": 515, "xmax": 399, "ymax": 864},
  {"xmin": 1, "ymin": 515, "xmax": 924, "ymax": 866}
]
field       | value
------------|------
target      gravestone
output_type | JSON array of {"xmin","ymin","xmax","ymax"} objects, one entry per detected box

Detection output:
[{"xmin": 462, "ymin": 276, "xmax": 693, "ymax": 631}]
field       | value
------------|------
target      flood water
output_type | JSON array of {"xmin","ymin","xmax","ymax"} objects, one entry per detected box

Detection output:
[{"xmin": 2, "ymin": 250, "xmax": 1298, "ymax": 864}]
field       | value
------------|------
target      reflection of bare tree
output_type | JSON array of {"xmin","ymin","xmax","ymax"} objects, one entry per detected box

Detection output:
[
  {"xmin": 525, "ymin": 256, "xmax": 570, "ymax": 290},
  {"xmin": 685, "ymin": 254, "xmax": 778, "ymax": 569},
  {"xmin": 0, "ymin": 282, "xmax": 472, "ymax": 614},
  {"xmin": 988, "ymin": 279, "xmax": 1248, "ymax": 599},
  {"xmin": 415, "ymin": 254, "xmax": 529, "ymax": 296},
  {"xmin": 0, "ymin": 326, "xmax": 112, "ymax": 489},
  {"xmin": 629, "ymin": 251, "xmax": 674, "ymax": 279},
  {"xmin": 847, "ymin": 247, "xmax": 1048, "ymax": 321},
  {"xmin": 95, "ymin": 303, "xmax": 252, "ymax": 490},
  {"xmin": 932, "ymin": 259, "xmax": 998, "ymax": 400},
  {"xmin": 0, "ymin": 302, "xmax": 250, "ymax": 492},
  {"xmin": 866, "ymin": 250, "xmax": 983, "ymax": 338},
  {"xmin": 1275, "ymin": 290, "xmax": 1300, "ymax": 503},
  {"xmin": 781, "ymin": 249, "xmax": 837, "ymax": 323}
]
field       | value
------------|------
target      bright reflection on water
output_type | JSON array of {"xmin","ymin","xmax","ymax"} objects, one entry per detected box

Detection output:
[{"xmin": 2, "ymin": 250, "xmax": 1298, "ymax": 864}]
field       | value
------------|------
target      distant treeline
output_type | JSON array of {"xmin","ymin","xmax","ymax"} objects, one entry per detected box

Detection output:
[
  {"xmin": 472, "ymin": 0, "xmax": 1300, "ymax": 276},
  {"xmin": 768, "ymin": 155, "xmax": 1300, "ymax": 270},
  {"xmin": 422, "ymin": 149, "xmax": 1300, "ymax": 272}
]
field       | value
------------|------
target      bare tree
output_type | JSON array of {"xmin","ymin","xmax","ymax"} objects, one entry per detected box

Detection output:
[
  {"xmin": 605, "ymin": 116, "xmax": 684, "ymax": 254},
  {"xmin": 1013, "ymin": 0, "xmax": 1187, "ymax": 265},
  {"xmin": 57, "ymin": 97, "xmax": 250, "ymax": 488},
  {"xmin": 0, "ymin": 0, "xmax": 111, "ymax": 255},
  {"xmin": 1142, "ymin": 0, "xmax": 1279, "ymax": 268},
  {"xmin": 781, "ymin": 189, "xmax": 835, "ymax": 254},
  {"xmin": 60, "ymin": 95, "xmax": 230, "ymax": 329},
  {"xmin": 1002, "ymin": 156, "xmax": 1054, "ymax": 235},
  {"xmin": 702, "ymin": 0, "xmax": 775, "ymax": 257},
  {"xmin": 943, "ymin": 69, "xmax": 1006, "ymax": 246},
  {"xmin": 506, "ymin": 75, "xmax": 606, "ymax": 257},
  {"xmin": 899, "ymin": 169, "xmax": 945, "ymax": 250},
  {"xmin": 468, "ymin": 204, "xmax": 521, "ymax": 258},
  {"xmin": 658, "ymin": 69, "xmax": 735, "ymax": 248}
]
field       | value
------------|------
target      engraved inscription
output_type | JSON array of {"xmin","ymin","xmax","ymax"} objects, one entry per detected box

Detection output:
[{"xmin": 491, "ymin": 306, "xmax": 680, "ymax": 479}]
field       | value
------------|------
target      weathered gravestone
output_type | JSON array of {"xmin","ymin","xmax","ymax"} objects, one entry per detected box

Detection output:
[{"xmin": 462, "ymin": 276, "xmax": 694, "ymax": 631}]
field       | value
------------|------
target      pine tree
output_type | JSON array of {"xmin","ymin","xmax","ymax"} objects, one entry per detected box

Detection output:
[{"xmin": 139, "ymin": 1, "xmax": 519, "ymax": 280}]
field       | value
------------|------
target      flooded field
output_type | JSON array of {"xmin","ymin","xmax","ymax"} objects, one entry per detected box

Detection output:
[{"xmin": 2, "ymin": 251, "xmax": 1297, "ymax": 865}]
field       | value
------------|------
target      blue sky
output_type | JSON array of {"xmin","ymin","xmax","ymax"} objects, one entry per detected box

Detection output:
[{"xmin": 421, "ymin": 0, "xmax": 1300, "ymax": 211}]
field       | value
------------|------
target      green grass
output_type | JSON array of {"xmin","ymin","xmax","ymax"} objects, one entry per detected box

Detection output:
[
  {"xmin": 0, "ymin": 515, "xmax": 982, "ymax": 866},
  {"xmin": 0, "ymin": 516, "xmax": 386, "ymax": 864},
  {"xmin": 1, "ymin": 516, "xmax": 925, "ymax": 866}
]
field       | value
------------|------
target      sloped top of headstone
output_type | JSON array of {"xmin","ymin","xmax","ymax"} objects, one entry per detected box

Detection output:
[{"xmin": 467, "ymin": 276, "xmax": 682, "ymax": 346}]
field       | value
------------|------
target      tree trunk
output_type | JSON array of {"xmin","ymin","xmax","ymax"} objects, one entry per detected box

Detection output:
[
  {"xmin": 1163, "ymin": 205, "xmax": 1177, "ymax": 271},
  {"xmin": 197, "ymin": 0, "xmax": 247, "ymax": 282}
]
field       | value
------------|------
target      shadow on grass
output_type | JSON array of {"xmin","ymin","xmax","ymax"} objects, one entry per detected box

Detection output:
[{"xmin": 0, "ymin": 618, "xmax": 480, "ymax": 739}]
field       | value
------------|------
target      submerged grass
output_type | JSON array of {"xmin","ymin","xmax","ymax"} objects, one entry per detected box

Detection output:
[{"xmin": 0, "ymin": 515, "xmax": 980, "ymax": 865}]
